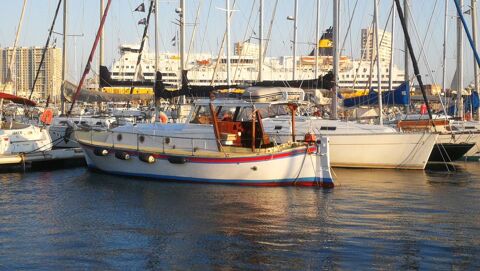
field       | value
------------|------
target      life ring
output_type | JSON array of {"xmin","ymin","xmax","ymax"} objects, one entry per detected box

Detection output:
[{"xmin": 40, "ymin": 108, "xmax": 53, "ymax": 125}]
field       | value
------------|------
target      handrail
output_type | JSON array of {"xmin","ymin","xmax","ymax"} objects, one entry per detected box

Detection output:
[{"xmin": 79, "ymin": 127, "xmax": 282, "ymax": 157}]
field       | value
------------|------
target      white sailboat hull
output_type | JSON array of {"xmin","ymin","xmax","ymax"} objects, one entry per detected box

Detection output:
[
  {"xmin": 79, "ymin": 141, "xmax": 332, "ymax": 187},
  {"xmin": 263, "ymin": 118, "xmax": 438, "ymax": 169}
]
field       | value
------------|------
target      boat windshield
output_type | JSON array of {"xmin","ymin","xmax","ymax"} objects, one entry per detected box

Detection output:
[{"xmin": 189, "ymin": 105, "xmax": 256, "ymax": 124}]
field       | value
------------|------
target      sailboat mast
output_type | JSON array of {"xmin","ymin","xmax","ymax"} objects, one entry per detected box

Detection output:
[
  {"xmin": 403, "ymin": 0, "xmax": 410, "ymax": 113},
  {"xmin": 472, "ymin": 0, "xmax": 480, "ymax": 121},
  {"xmin": 180, "ymin": 0, "xmax": 186, "ymax": 87},
  {"xmin": 388, "ymin": 2, "xmax": 396, "ymax": 93},
  {"xmin": 99, "ymin": 0, "xmax": 104, "ymax": 92},
  {"xmin": 258, "ymin": 0, "xmax": 264, "ymax": 81},
  {"xmin": 292, "ymin": 0, "xmax": 298, "ymax": 80},
  {"xmin": 5, "ymin": 0, "xmax": 28, "ymax": 96},
  {"xmin": 315, "ymin": 0, "xmax": 320, "ymax": 79},
  {"xmin": 154, "ymin": 0, "xmax": 159, "ymax": 75},
  {"xmin": 68, "ymin": 0, "xmax": 112, "ymax": 115},
  {"xmin": 457, "ymin": 0, "xmax": 464, "ymax": 119},
  {"xmin": 442, "ymin": 0, "xmax": 448, "ymax": 112},
  {"xmin": 374, "ymin": 0, "xmax": 383, "ymax": 125},
  {"xmin": 332, "ymin": 0, "xmax": 339, "ymax": 120},
  {"xmin": 61, "ymin": 0, "xmax": 67, "ymax": 115},
  {"xmin": 226, "ymin": 0, "xmax": 232, "ymax": 86}
]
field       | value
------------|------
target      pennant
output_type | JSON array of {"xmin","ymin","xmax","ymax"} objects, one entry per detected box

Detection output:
[
  {"xmin": 138, "ymin": 18, "xmax": 147, "ymax": 25},
  {"xmin": 464, "ymin": 8, "xmax": 472, "ymax": 15},
  {"xmin": 134, "ymin": 3, "xmax": 145, "ymax": 12},
  {"xmin": 171, "ymin": 35, "xmax": 176, "ymax": 46}
]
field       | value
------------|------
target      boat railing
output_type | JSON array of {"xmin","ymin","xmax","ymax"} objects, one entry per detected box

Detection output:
[{"xmin": 77, "ymin": 128, "xmax": 282, "ymax": 157}]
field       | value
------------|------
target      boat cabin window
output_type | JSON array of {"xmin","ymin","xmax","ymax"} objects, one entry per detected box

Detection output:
[
  {"xmin": 190, "ymin": 105, "xmax": 255, "ymax": 123},
  {"xmin": 320, "ymin": 126, "xmax": 336, "ymax": 131},
  {"xmin": 189, "ymin": 105, "xmax": 213, "ymax": 124},
  {"xmin": 215, "ymin": 106, "xmax": 239, "ymax": 122}
]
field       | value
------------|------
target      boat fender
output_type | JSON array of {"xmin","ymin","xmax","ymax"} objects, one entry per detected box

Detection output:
[
  {"xmin": 159, "ymin": 111, "xmax": 168, "ymax": 124},
  {"xmin": 40, "ymin": 108, "xmax": 53, "ymax": 125},
  {"xmin": 115, "ymin": 151, "xmax": 130, "ymax": 160},
  {"xmin": 94, "ymin": 148, "xmax": 109, "ymax": 156},
  {"xmin": 139, "ymin": 153, "xmax": 156, "ymax": 163},
  {"xmin": 167, "ymin": 156, "xmax": 187, "ymax": 164}
]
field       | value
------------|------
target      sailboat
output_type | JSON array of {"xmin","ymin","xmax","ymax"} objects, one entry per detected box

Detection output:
[{"xmin": 75, "ymin": 98, "xmax": 333, "ymax": 187}]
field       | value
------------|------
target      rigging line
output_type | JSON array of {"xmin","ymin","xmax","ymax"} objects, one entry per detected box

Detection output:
[
  {"xmin": 263, "ymin": 0, "xmax": 278, "ymax": 61},
  {"xmin": 340, "ymin": 0, "xmax": 359, "ymax": 55},
  {"xmin": 128, "ymin": 1, "xmax": 155, "ymax": 96},
  {"xmin": 366, "ymin": 4, "xmax": 394, "ymax": 90},
  {"xmin": 407, "ymin": 1, "xmax": 440, "ymax": 84},
  {"xmin": 3, "ymin": 0, "xmax": 28, "ymax": 94},
  {"xmin": 186, "ymin": 0, "xmax": 204, "ymax": 65},
  {"xmin": 210, "ymin": 0, "xmax": 237, "ymax": 86},
  {"xmin": 232, "ymin": 0, "xmax": 256, "ymax": 80},
  {"xmin": 199, "ymin": 0, "xmax": 213, "ymax": 53},
  {"xmin": 351, "ymin": 6, "xmax": 391, "ymax": 90},
  {"xmin": 28, "ymin": 0, "xmax": 63, "ymax": 100},
  {"xmin": 67, "ymin": 0, "xmax": 113, "ymax": 116},
  {"xmin": 407, "ymin": 0, "xmax": 448, "ymax": 116}
]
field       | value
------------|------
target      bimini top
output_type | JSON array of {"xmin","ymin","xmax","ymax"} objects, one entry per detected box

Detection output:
[{"xmin": 0, "ymin": 92, "xmax": 36, "ymax": 107}]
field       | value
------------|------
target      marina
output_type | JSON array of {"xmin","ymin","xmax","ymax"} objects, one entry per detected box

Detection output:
[{"xmin": 1, "ymin": 0, "xmax": 480, "ymax": 268}]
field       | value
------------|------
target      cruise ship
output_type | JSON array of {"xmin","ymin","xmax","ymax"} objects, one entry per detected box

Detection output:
[{"xmin": 105, "ymin": 28, "xmax": 406, "ymax": 91}]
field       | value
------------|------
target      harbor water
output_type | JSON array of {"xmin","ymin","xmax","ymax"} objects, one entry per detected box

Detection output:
[{"xmin": 1, "ymin": 163, "xmax": 480, "ymax": 270}]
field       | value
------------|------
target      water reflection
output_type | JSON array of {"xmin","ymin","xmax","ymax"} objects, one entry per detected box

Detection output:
[{"xmin": 0, "ymin": 163, "xmax": 479, "ymax": 269}]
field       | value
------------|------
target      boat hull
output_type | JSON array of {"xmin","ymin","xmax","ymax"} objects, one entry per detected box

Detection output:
[
  {"xmin": 268, "ymin": 132, "xmax": 438, "ymax": 169},
  {"xmin": 79, "ymin": 142, "xmax": 333, "ymax": 187}
]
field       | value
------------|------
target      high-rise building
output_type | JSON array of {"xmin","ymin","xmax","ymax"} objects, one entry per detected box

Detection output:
[
  {"xmin": 361, "ymin": 27, "xmax": 392, "ymax": 63},
  {"xmin": 0, "ymin": 47, "xmax": 62, "ymax": 101}
]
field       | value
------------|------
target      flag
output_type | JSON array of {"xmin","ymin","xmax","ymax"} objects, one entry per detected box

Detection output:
[
  {"xmin": 171, "ymin": 35, "xmax": 176, "ymax": 46},
  {"xmin": 134, "ymin": 3, "xmax": 145, "ymax": 12},
  {"xmin": 138, "ymin": 18, "xmax": 147, "ymax": 25},
  {"xmin": 465, "ymin": 8, "xmax": 472, "ymax": 15}
]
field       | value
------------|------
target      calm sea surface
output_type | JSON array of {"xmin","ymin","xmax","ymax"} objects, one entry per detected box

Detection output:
[{"xmin": 1, "ymin": 162, "xmax": 480, "ymax": 270}]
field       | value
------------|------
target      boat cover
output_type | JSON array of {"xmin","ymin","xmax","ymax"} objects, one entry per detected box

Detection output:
[{"xmin": 343, "ymin": 82, "xmax": 410, "ymax": 107}]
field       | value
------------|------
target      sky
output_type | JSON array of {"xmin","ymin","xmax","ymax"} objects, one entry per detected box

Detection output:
[{"xmin": 0, "ymin": 0, "xmax": 477, "ymax": 87}]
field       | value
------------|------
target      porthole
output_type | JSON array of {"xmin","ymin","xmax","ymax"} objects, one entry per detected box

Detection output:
[
  {"xmin": 139, "ymin": 135, "xmax": 145, "ymax": 143},
  {"xmin": 117, "ymin": 133, "xmax": 122, "ymax": 141}
]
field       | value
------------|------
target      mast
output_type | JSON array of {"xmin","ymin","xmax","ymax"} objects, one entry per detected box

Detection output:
[
  {"xmin": 155, "ymin": 0, "xmax": 159, "ymax": 75},
  {"xmin": 315, "ymin": 0, "xmax": 320, "ymax": 79},
  {"xmin": 292, "ymin": 0, "xmax": 298, "ymax": 80},
  {"xmin": 374, "ymin": 0, "xmax": 383, "ymax": 125},
  {"xmin": 99, "ymin": 0, "xmax": 104, "ymax": 91},
  {"xmin": 394, "ymin": 0, "xmax": 435, "ymax": 122},
  {"xmin": 472, "ymin": 0, "xmax": 480, "ymax": 121},
  {"xmin": 258, "ymin": 0, "xmax": 264, "ymax": 81},
  {"xmin": 154, "ymin": 0, "xmax": 159, "ymax": 112},
  {"xmin": 388, "ymin": 2, "xmax": 396, "ymax": 93},
  {"xmin": 5, "ymin": 0, "xmax": 28, "ymax": 95},
  {"xmin": 457, "ymin": 0, "xmax": 464, "ymax": 119},
  {"xmin": 403, "ymin": 0, "xmax": 410, "ymax": 113},
  {"xmin": 442, "ymin": 0, "xmax": 449, "ymax": 113},
  {"xmin": 67, "ymin": 0, "xmax": 112, "ymax": 115},
  {"xmin": 28, "ymin": 0, "xmax": 63, "ymax": 101},
  {"xmin": 226, "ymin": 0, "xmax": 232, "ymax": 86},
  {"xmin": 180, "ymin": 0, "xmax": 186, "ymax": 87},
  {"xmin": 61, "ymin": 0, "xmax": 67, "ymax": 114},
  {"xmin": 332, "ymin": 0, "xmax": 339, "ymax": 119}
]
